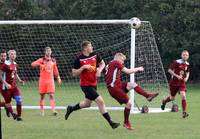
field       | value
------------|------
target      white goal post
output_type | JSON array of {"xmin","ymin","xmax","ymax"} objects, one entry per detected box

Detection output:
[{"xmin": 0, "ymin": 19, "xmax": 170, "ymax": 113}]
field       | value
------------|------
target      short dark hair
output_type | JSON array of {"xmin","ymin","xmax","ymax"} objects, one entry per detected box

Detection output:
[
  {"xmin": 81, "ymin": 40, "xmax": 91, "ymax": 49},
  {"xmin": 0, "ymin": 49, "xmax": 7, "ymax": 54}
]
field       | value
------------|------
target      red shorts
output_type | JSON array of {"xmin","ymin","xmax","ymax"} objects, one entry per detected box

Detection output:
[
  {"xmin": 107, "ymin": 81, "xmax": 129, "ymax": 104},
  {"xmin": 1, "ymin": 87, "xmax": 21, "ymax": 103},
  {"xmin": 169, "ymin": 83, "xmax": 187, "ymax": 97}
]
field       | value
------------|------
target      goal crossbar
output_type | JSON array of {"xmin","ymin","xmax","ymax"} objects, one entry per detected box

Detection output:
[{"xmin": 0, "ymin": 20, "xmax": 149, "ymax": 25}]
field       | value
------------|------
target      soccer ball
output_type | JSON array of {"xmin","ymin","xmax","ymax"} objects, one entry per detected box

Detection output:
[
  {"xmin": 130, "ymin": 17, "xmax": 141, "ymax": 29},
  {"xmin": 141, "ymin": 105, "xmax": 149, "ymax": 113}
]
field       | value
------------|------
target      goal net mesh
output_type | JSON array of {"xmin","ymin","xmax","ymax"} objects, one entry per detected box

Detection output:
[{"xmin": 0, "ymin": 21, "xmax": 170, "ymax": 110}]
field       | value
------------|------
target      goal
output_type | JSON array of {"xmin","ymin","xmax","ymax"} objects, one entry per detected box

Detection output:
[{"xmin": 0, "ymin": 19, "xmax": 170, "ymax": 113}]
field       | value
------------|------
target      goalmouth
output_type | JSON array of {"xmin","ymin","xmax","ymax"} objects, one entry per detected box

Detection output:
[{"xmin": 0, "ymin": 18, "xmax": 170, "ymax": 114}]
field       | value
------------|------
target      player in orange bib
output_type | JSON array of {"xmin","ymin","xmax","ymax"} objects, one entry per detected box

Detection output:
[{"xmin": 31, "ymin": 47, "xmax": 61, "ymax": 116}]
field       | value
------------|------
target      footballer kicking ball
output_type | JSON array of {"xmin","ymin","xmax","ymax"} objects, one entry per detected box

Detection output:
[{"xmin": 130, "ymin": 17, "xmax": 141, "ymax": 29}]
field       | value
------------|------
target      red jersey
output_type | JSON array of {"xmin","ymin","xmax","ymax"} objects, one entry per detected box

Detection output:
[
  {"xmin": 105, "ymin": 60, "xmax": 124, "ymax": 87},
  {"xmin": 73, "ymin": 52, "xmax": 102, "ymax": 86},
  {"xmin": 0, "ymin": 60, "xmax": 18, "ymax": 89},
  {"xmin": 169, "ymin": 59, "xmax": 189, "ymax": 86}
]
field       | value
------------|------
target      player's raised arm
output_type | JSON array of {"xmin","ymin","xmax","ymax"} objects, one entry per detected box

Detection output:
[
  {"xmin": 122, "ymin": 66, "xmax": 144, "ymax": 75},
  {"xmin": 96, "ymin": 55, "xmax": 105, "ymax": 77}
]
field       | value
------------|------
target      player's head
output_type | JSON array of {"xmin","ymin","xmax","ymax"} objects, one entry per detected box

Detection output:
[
  {"xmin": 82, "ymin": 40, "xmax": 93, "ymax": 54},
  {"xmin": 8, "ymin": 49, "xmax": 16, "ymax": 61},
  {"xmin": 44, "ymin": 47, "xmax": 52, "ymax": 57},
  {"xmin": 181, "ymin": 50, "xmax": 189, "ymax": 61},
  {"xmin": 0, "ymin": 49, "xmax": 7, "ymax": 62},
  {"xmin": 114, "ymin": 53, "xmax": 126, "ymax": 64}
]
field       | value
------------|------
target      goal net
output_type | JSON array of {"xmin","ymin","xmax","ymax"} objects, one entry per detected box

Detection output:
[{"xmin": 0, "ymin": 19, "xmax": 170, "ymax": 113}]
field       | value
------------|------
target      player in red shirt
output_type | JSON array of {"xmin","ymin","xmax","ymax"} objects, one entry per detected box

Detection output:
[
  {"xmin": 65, "ymin": 40, "xmax": 120, "ymax": 129},
  {"xmin": 105, "ymin": 53, "xmax": 159, "ymax": 130},
  {"xmin": 161, "ymin": 50, "xmax": 190, "ymax": 118},
  {"xmin": 0, "ymin": 50, "xmax": 10, "ymax": 117},
  {"xmin": 0, "ymin": 50, "xmax": 24, "ymax": 121}
]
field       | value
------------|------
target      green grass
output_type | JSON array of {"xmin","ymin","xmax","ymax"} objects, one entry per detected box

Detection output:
[{"xmin": 1, "ymin": 84, "xmax": 200, "ymax": 139}]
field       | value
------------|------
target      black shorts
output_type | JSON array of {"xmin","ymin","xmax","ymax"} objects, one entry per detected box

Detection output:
[{"xmin": 81, "ymin": 86, "xmax": 99, "ymax": 101}]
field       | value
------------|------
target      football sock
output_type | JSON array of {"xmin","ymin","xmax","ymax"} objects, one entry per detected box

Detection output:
[
  {"xmin": 103, "ymin": 112, "xmax": 113, "ymax": 124},
  {"xmin": 163, "ymin": 96, "xmax": 171, "ymax": 104},
  {"xmin": 71, "ymin": 103, "xmax": 81, "ymax": 111},
  {"xmin": 50, "ymin": 99, "xmax": 56, "ymax": 111},
  {"xmin": 134, "ymin": 85, "xmax": 149, "ymax": 98},
  {"xmin": 124, "ymin": 107, "xmax": 130, "ymax": 123},
  {"xmin": 16, "ymin": 104, "xmax": 22, "ymax": 117},
  {"xmin": 40, "ymin": 98, "xmax": 44, "ymax": 113},
  {"xmin": 182, "ymin": 99, "xmax": 187, "ymax": 112}
]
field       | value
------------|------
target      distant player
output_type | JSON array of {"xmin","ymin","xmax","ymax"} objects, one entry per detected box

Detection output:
[
  {"xmin": 0, "ymin": 50, "xmax": 24, "ymax": 121},
  {"xmin": 65, "ymin": 40, "xmax": 120, "ymax": 129},
  {"xmin": 31, "ymin": 47, "xmax": 62, "ymax": 116},
  {"xmin": 0, "ymin": 50, "xmax": 10, "ymax": 117},
  {"xmin": 105, "ymin": 53, "xmax": 159, "ymax": 130},
  {"xmin": 161, "ymin": 50, "xmax": 190, "ymax": 118}
]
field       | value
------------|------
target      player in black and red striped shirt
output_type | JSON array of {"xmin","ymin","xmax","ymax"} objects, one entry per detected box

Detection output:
[{"xmin": 65, "ymin": 40, "xmax": 120, "ymax": 129}]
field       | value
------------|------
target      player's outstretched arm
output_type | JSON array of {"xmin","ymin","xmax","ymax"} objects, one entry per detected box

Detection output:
[
  {"xmin": 72, "ymin": 65, "xmax": 91, "ymax": 76},
  {"xmin": 122, "ymin": 66, "xmax": 144, "ymax": 75}
]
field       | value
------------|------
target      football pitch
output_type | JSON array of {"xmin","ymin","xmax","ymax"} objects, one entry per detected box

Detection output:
[{"xmin": 1, "ymin": 84, "xmax": 200, "ymax": 139}]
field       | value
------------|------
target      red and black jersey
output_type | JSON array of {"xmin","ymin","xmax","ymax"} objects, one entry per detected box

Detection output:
[
  {"xmin": 0, "ymin": 60, "xmax": 18, "ymax": 89},
  {"xmin": 169, "ymin": 59, "xmax": 189, "ymax": 86},
  {"xmin": 105, "ymin": 60, "xmax": 124, "ymax": 87},
  {"xmin": 73, "ymin": 52, "xmax": 102, "ymax": 86}
]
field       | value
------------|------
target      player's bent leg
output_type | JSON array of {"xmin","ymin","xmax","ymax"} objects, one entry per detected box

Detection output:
[
  {"xmin": 49, "ymin": 93, "xmax": 57, "ymax": 116},
  {"xmin": 180, "ymin": 91, "xmax": 189, "ymax": 118},
  {"xmin": 95, "ymin": 96, "xmax": 120, "ymax": 129},
  {"xmin": 123, "ymin": 100, "xmax": 134, "ymax": 130},
  {"xmin": 40, "ymin": 94, "xmax": 45, "ymax": 116},
  {"xmin": 127, "ymin": 82, "xmax": 159, "ymax": 101},
  {"xmin": 65, "ymin": 99, "xmax": 92, "ymax": 120}
]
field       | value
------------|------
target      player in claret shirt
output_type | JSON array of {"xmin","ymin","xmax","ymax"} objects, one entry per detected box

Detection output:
[
  {"xmin": 105, "ymin": 53, "xmax": 159, "ymax": 130},
  {"xmin": 65, "ymin": 40, "xmax": 120, "ymax": 129},
  {"xmin": 161, "ymin": 50, "xmax": 190, "ymax": 118},
  {"xmin": 0, "ymin": 50, "xmax": 24, "ymax": 121}
]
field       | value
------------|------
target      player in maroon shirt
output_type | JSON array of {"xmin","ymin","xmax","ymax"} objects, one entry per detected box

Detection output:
[
  {"xmin": 105, "ymin": 53, "xmax": 159, "ymax": 130},
  {"xmin": 0, "ymin": 50, "xmax": 10, "ymax": 117},
  {"xmin": 0, "ymin": 50, "xmax": 24, "ymax": 121},
  {"xmin": 65, "ymin": 40, "xmax": 120, "ymax": 129},
  {"xmin": 161, "ymin": 50, "xmax": 190, "ymax": 118}
]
